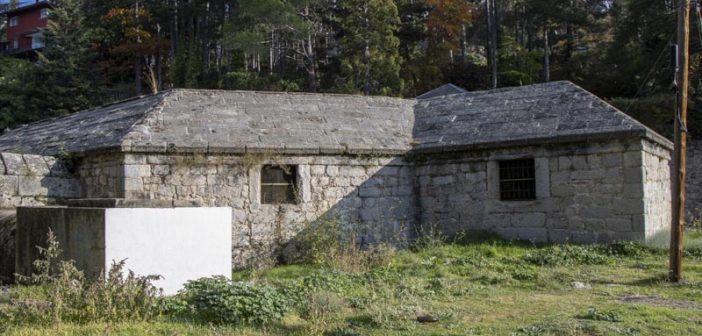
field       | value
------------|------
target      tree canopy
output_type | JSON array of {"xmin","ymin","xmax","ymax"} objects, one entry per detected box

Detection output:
[{"xmin": 0, "ymin": 0, "xmax": 696, "ymax": 136}]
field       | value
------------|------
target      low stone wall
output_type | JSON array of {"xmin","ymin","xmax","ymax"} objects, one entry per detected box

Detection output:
[
  {"xmin": 0, "ymin": 152, "xmax": 80, "ymax": 207},
  {"xmin": 0, "ymin": 152, "xmax": 80, "ymax": 282},
  {"xmin": 416, "ymin": 139, "xmax": 670, "ymax": 243}
]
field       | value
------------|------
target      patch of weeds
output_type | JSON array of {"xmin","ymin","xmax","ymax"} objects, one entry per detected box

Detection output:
[
  {"xmin": 291, "ymin": 215, "xmax": 397, "ymax": 272},
  {"xmin": 685, "ymin": 247, "xmax": 702, "ymax": 258},
  {"xmin": 364, "ymin": 303, "xmax": 417, "ymax": 331},
  {"xmin": 347, "ymin": 296, "xmax": 370, "ymax": 309},
  {"xmin": 174, "ymin": 153, "xmax": 208, "ymax": 168},
  {"xmin": 510, "ymin": 263, "xmax": 539, "ymax": 281},
  {"xmin": 4, "ymin": 230, "xmax": 162, "ymax": 326},
  {"xmin": 476, "ymin": 272, "xmax": 511, "ymax": 285},
  {"xmin": 515, "ymin": 319, "xmax": 585, "ymax": 336},
  {"xmin": 524, "ymin": 244, "xmax": 611, "ymax": 266},
  {"xmin": 450, "ymin": 229, "xmax": 505, "ymax": 245},
  {"xmin": 299, "ymin": 291, "xmax": 347, "ymax": 335},
  {"xmin": 325, "ymin": 326, "xmax": 362, "ymax": 336},
  {"xmin": 173, "ymin": 276, "xmax": 291, "ymax": 325},
  {"xmin": 413, "ymin": 224, "xmax": 447, "ymax": 251},
  {"xmin": 56, "ymin": 146, "xmax": 78, "ymax": 174},
  {"xmin": 604, "ymin": 241, "xmax": 651, "ymax": 258},
  {"xmin": 298, "ymin": 270, "xmax": 359, "ymax": 294},
  {"xmin": 578, "ymin": 307, "xmax": 621, "ymax": 322}
]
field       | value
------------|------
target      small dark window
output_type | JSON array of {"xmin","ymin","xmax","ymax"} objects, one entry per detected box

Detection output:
[
  {"xmin": 261, "ymin": 165, "xmax": 298, "ymax": 204},
  {"xmin": 499, "ymin": 159, "xmax": 536, "ymax": 201}
]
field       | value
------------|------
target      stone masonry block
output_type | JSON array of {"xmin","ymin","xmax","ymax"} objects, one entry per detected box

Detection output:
[
  {"xmin": 601, "ymin": 153, "xmax": 623, "ymax": 168},
  {"xmin": 122, "ymin": 178, "xmax": 144, "ymax": 192},
  {"xmin": 512, "ymin": 213, "xmax": 546, "ymax": 227},
  {"xmin": 18, "ymin": 176, "xmax": 46, "ymax": 196},
  {"xmin": 623, "ymin": 167, "xmax": 643, "ymax": 183},
  {"xmin": 23, "ymin": 155, "xmax": 50, "ymax": 175},
  {"xmin": 613, "ymin": 198, "xmax": 644, "ymax": 215},
  {"xmin": 43, "ymin": 156, "xmax": 71, "ymax": 177},
  {"xmin": 623, "ymin": 151, "xmax": 642, "ymax": 167},
  {"xmin": 1, "ymin": 153, "xmax": 25, "ymax": 175},
  {"xmin": 517, "ymin": 228, "xmax": 548, "ymax": 242},
  {"xmin": 124, "ymin": 165, "xmax": 152, "ymax": 178},
  {"xmin": 0, "ymin": 175, "xmax": 19, "ymax": 196}
]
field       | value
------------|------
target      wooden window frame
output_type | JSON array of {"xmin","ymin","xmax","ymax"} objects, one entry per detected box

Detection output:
[
  {"xmin": 260, "ymin": 165, "xmax": 298, "ymax": 205},
  {"xmin": 498, "ymin": 158, "xmax": 536, "ymax": 201},
  {"xmin": 9, "ymin": 16, "xmax": 17, "ymax": 27}
]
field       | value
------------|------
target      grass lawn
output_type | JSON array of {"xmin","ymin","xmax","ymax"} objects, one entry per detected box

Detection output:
[{"xmin": 2, "ymin": 233, "xmax": 702, "ymax": 335}]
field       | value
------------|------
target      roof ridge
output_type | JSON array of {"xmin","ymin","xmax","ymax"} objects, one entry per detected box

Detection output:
[
  {"xmin": 118, "ymin": 90, "xmax": 175, "ymax": 148},
  {"xmin": 418, "ymin": 81, "xmax": 575, "ymax": 101},
  {"xmin": 167, "ymin": 88, "xmax": 413, "ymax": 101}
]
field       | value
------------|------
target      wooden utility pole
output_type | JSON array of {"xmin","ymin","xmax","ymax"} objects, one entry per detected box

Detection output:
[{"xmin": 670, "ymin": 0, "xmax": 691, "ymax": 283}]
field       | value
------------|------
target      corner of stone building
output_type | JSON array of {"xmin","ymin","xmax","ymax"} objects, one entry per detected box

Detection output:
[{"xmin": 639, "ymin": 138, "xmax": 672, "ymax": 244}]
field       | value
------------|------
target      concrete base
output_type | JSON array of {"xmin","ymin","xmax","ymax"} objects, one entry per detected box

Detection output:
[{"xmin": 16, "ymin": 206, "xmax": 232, "ymax": 295}]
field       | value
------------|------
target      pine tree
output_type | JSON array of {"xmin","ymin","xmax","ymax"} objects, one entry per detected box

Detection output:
[
  {"xmin": 335, "ymin": 0, "xmax": 402, "ymax": 95},
  {"xmin": 0, "ymin": 0, "xmax": 101, "ymax": 128}
]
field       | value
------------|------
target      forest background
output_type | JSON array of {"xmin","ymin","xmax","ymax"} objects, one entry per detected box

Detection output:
[{"xmin": 0, "ymin": 0, "xmax": 697, "ymax": 138}]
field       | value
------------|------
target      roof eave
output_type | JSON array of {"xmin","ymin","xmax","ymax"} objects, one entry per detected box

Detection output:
[{"xmin": 410, "ymin": 129, "xmax": 673, "ymax": 155}]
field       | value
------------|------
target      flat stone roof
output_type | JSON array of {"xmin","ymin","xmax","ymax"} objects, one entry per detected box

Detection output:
[{"xmin": 0, "ymin": 81, "xmax": 672, "ymax": 156}]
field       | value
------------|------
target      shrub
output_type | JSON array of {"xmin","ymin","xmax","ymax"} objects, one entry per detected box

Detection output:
[
  {"xmin": 299, "ymin": 291, "xmax": 347, "ymax": 334},
  {"xmin": 3, "ymin": 230, "xmax": 162, "ymax": 326},
  {"xmin": 604, "ymin": 241, "xmax": 650, "ymax": 258},
  {"xmin": 176, "ymin": 276, "xmax": 291, "ymax": 325},
  {"xmin": 413, "ymin": 224, "xmax": 447, "ymax": 251},
  {"xmin": 292, "ymin": 216, "xmax": 396, "ymax": 272},
  {"xmin": 524, "ymin": 244, "xmax": 611, "ymax": 266}
]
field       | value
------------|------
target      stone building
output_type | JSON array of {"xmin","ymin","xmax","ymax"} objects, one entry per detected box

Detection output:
[{"xmin": 0, "ymin": 81, "xmax": 673, "ymax": 267}]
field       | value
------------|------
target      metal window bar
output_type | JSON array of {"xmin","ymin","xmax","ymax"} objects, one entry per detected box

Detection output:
[
  {"xmin": 261, "ymin": 165, "xmax": 297, "ymax": 204},
  {"xmin": 499, "ymin": 159, "xmax": 536, "ymax": 201}
]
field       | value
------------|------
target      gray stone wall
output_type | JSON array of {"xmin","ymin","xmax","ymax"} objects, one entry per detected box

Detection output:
[
  {"xmin": 416, "ymin": 139, "xmax": 669, "ymax": 243},
  {"xmin": 77, "ymin": 153, "xmax": 125, "ymax": 199},
  {"xmin": 115, "ymin": 153, "xmax": 415, "ymax": 268},
  {"xmin": 0, "ymin": 152, "xmax": 80, "ymax": 282},
  {"xmin": 64, "ymin": 138, "xmax": 672, "ymax": 268},
  {"xmin": 0, "ymin": 152, "xmax": 80, "ymax": 207},
  {"xmin": 642, "ymin": 140, "xmax": 672, "ymax": 243},
  {"xmin": 686, "ymin": 138, "xmax": 702, "ymax": 215}
]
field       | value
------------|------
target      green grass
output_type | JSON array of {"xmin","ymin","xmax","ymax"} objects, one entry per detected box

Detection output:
[{"xmin": 2, "ymin": 235, "xmax": 702, "ymax": 335}]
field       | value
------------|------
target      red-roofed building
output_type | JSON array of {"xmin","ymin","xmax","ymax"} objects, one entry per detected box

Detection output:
[{"xmin": 1, "ymin": 1, "xmax": 52, "ymax": 57}]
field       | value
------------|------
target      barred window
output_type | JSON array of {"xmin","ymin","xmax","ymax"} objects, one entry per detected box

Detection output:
[
  {"xmin": 261, "ymin": 165, "xmax": 297, "ymax": 204},
  {"xmin": 499, "ymin": 159, "xmax": 536, "ymax": 201}
]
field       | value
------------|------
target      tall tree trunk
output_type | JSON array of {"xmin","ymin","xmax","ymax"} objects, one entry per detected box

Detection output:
[
  {"xmin": 170, "ymin": 0, "xmax": 178, "ymax": 63},
  {"xmin": 486, "ymin": 0, "xmax": 498, "ymax": 88},
  {"xmin": 135, "ymin": 56, "xmax": 142, "ymax": 95},
  {"xmin": 460, "ymin": 24, "xmax": 467, "ymax": 63},
  {"xmin": 306, "ymin": 34, "xmax": 317, "ymax": 92},
  {"xmin": 363, "ymin": 3, "xmax": 371, "ymax": 95},
  {"xmin": 269, "ymin": 30, "xmax": 274, "ymax": 75},
  {"xmin": 156, "ymin": 24, "xmax": 163, "ymax": 91},
  {"xmin": 543, "ymin": 28, "xmax": 550, "ymax": 82}
]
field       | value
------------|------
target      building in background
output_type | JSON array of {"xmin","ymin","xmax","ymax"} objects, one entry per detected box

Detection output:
[{"xmin": 0, "ymin": 1, "xmax": 52, "ymax": 57}]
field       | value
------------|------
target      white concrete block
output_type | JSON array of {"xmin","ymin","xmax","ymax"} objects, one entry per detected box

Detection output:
[{"xmin": 104, "ymin": 207, "xmax": 232, "ymax": 295}]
